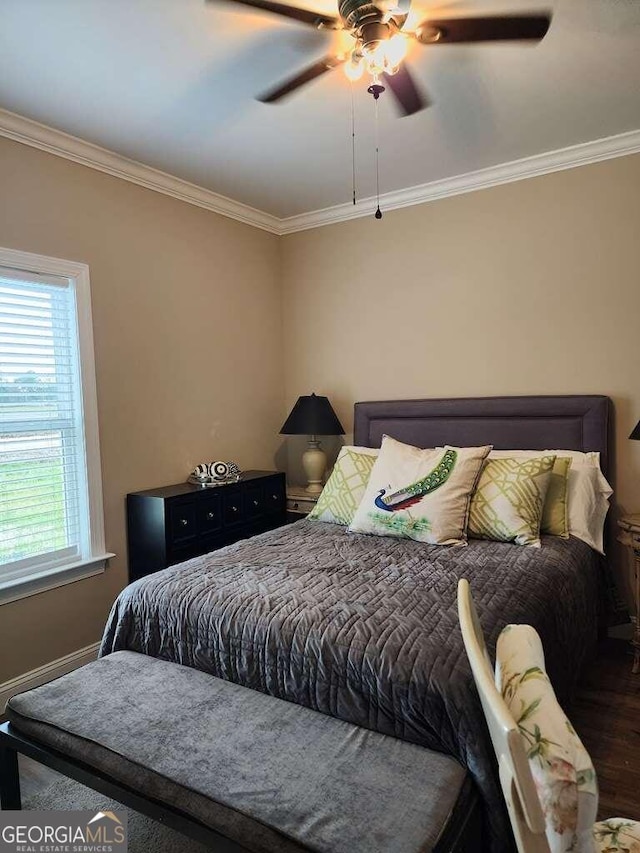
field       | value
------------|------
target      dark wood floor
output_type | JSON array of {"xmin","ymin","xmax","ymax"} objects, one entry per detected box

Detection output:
[
  {"xmin": 570, "ymin": 639, "xmax": 640, "ymax": 820},
  {"xmin": 13, "ymin": 639, "xmax": 640, "ymax": 823}
]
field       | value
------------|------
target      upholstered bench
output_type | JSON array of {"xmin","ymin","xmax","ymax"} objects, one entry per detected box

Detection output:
[{"xmin": 0, "ymin": 651, "xmax": 481, "ymax": 852}]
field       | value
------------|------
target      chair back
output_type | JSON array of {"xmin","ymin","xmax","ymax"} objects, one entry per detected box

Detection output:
[{"xmin": 457, "ymin": 579, "xmax": 550, "ymax": 853}]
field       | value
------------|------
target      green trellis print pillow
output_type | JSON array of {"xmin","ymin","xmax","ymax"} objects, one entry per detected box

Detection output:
[
  {"xmin": 468, "ymin": 455, "xmax": 556, "ymax": 547},
  {"xmin": 488, "ymin": 452, "xmax": 572, "ymax": 538},
  {"xmin": 309, "ymin": 446, "xmax": 378, "ymax": 526},
  {"xmin": 541, "ymin": 456, "xmax": 572, "ymax": 537}
]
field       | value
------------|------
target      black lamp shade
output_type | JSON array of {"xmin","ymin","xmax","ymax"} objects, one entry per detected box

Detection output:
[
  {"xmin": 280, "ymin": 393, "xmax": 345, "ymax": 436},
  {"xmin": 630, "ymin": 420, "xmax": 640, "ymax": 440}
]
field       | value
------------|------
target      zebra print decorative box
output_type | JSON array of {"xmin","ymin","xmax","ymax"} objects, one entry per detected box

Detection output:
[{"xmin": 188, "ymin": 461, "xmax": 242, "ymax": 487}]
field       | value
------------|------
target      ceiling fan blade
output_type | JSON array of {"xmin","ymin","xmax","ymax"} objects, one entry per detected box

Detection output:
[
  {"xmin": 206, "ymin": 0, "xmax": 339, "ymax": 28},
  {"xmin": 259, "ymin": 55, "xmax": 345, "ymax": 102},
  {"xmin": 382, "ymin": 64, "xmax": 429, "ymax": 116},
  {"xmin": 415, "ymin": 14, "xmax": 551, "ymax": 44}
]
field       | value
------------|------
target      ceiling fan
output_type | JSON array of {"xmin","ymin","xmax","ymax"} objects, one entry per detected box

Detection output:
[{"xmin": 206, "ymin": 0, "xmax": 552, "ymax": 116}]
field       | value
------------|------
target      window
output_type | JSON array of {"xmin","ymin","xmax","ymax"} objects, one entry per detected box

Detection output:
[{"xmin": 0, "ymin": 247, "xmax": 112, "ymax": 603}]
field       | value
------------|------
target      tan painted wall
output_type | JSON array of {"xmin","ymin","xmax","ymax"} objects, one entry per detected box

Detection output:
[
  {"xmin": 0, "ymin": 137, "xmax": 283, "ymax": 682},
  {"xmin": 2, "ymin": 139, "xmax": 639, "ymax": 682},
  {"xmin": 281, "ymin": 154, "xmax": 640, "ymax": 529}
]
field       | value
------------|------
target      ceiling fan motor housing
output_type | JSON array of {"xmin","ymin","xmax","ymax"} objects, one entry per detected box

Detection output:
[
  {"xmin": 360, "ymin": 20, "xmax": 394, "ymax": 53},
  {"xmin": 339, "ymin": 0, "xmax": 380, "ymax": 27},
  {"xmin": 338, "ymin": 0, "xmax": 401, "ymax": 51}
]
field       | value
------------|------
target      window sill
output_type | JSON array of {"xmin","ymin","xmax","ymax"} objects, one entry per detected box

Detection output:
[{"xmin": 0, "ymin": 554, "xmax": 115, "ymax": 606}]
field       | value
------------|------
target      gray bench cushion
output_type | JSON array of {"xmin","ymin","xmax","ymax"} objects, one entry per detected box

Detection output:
[{"xmin": 8, "ymin": 651, "xmax": 467, "ymax": 853}]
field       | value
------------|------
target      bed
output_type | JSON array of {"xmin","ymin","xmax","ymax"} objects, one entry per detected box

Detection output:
[{"xmin": 100, "ymin": 395, "xmax": 611, "ymax": 851}]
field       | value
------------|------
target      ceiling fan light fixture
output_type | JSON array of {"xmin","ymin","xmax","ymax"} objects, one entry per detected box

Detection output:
[
  {"xmin": 344, "ymin": 55, "xmax": 365, "ymax": 80},
  {"xmin": 364, "ymin": 45, "xmax": 387, "ymax": 75},
  {"xmin": 385, "ymin": 32, "xmax": 408, "ymax": 64},
  {"xmin": 360, "ymin": 32, "xmax": 408, "ymax": 77}
]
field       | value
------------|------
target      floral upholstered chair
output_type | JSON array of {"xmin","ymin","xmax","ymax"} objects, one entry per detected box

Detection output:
[{"xmin": 457, "ymin": 579, "xmax": 640, "ymax": 853}]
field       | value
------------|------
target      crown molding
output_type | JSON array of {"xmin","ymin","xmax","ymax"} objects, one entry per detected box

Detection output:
[
  {"xmin": 1, "ymin": 107, "xmax": 639, "ymax": 236},
  {"xmin": 0, "ymin": 108, "xmax": 281, "ymax": 234},
  {"xmin": 277, "ymin": 128, "xmax": 640, "ymax": 233}
]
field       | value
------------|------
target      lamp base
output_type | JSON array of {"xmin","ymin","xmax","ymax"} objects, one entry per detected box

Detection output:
[{"xmin": 302, "ymin": 437, "xmax": 326, "ymax": 495}]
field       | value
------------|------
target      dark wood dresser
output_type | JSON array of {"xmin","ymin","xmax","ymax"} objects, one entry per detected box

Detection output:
[{"xmin": 126, "ymin": 470, "xmax": 286, "ymax": 581}]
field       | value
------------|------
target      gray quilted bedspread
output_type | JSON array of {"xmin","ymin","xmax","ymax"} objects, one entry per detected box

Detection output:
[{"xmin": 100, "ymin": 520, "xmax": 600, "ymax": 851}]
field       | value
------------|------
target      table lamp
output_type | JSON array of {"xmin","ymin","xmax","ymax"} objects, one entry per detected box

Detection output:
[{"xmin": 280, "ymin": 393, "xmax": 345, "ymax": 494}]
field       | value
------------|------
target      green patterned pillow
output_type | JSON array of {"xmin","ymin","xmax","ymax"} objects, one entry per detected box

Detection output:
[
  {"xmin": 541, "ymin": 456, "xmax": 572, "ymax": 537},
  {"xmin": 309, "ymin": 446, "xmax": 378, "ymax": 526},
  {"xmin": 468, "ymin": 455, "xmax": 556, "ymax": 547},
  {"xmin": 488, "ymin": 452, "xmax": 572, "ymax": 538}
]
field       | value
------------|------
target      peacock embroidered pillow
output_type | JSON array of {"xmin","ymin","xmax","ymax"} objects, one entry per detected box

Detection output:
[
  {"xmin": 468, "ymin": 455, "xmax": 556, "ymax": 547},
  {"xmin": 309, "ymin": 445, "xmax": 379, "ymax": 526},
  {"xmin": 349, "ymin": 436, "xmax": 491, "ymax": 545}
]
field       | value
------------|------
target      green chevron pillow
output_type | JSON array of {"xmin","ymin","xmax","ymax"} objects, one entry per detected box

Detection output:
[
  {"xmin": 309, "ymin": 446, "xmax": 378, "ymax": 525},
  {"xmin": 468, "ymin": 455, "xmax": 556, "ymax": 547},
  {"xmin": 349, "ymin": 436, "xmax": 491, "ymax": 545}
]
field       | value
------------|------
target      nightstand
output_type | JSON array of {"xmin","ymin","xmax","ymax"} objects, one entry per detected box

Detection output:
[
  {"xmin": 617, "ymin": 514, "xmax": 640, "ymax": 673},
  {"xmin": 286, "ymin": 486, "xmax": 319, "ymax": 520}
]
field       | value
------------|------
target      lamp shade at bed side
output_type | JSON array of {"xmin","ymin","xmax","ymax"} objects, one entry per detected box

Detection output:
[
  {"xmin": 280, "ymin": 393, "xmax": 345, "ymax": 436},
  {"xmin": 280, "ymin": 393, "xmax": 345, "ymax": 495}
]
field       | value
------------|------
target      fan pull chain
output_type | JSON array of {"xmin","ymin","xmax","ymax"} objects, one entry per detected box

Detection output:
[
  {"xmin": 350, "ymin": 81, "xmax": 357, "ymax": 206},
  {"xmin": 374, "ymin": 95, "xmax": 382, "ymax": 220}
]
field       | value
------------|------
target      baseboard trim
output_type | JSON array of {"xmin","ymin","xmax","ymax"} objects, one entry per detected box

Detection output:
[{"xmin": 0, "ymin": 642, "xmax": 101, "ymax": 713}]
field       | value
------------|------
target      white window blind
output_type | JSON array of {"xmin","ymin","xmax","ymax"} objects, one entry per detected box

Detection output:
[{"xmin": 0, "ymin": 258, "xmax": 109, "ymax": 597}]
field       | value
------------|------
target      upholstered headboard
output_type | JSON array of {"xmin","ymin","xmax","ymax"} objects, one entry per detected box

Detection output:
[{"xmin": 353, "ymin": 395, "xmax": 612, "ymax": 480}]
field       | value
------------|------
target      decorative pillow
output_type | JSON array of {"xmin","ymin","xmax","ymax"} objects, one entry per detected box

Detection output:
[
  {"xmin": 565, "ymin": 456, "xmax": 612, "ymax": 555},
  {"xmin": 349, "ymin": 436, "xmax": 491, "ymax": 545},
  {"xmin": 487, "ymin": 450, "xmax": 612, "ymax": 553},
  {"xmin": 489, "ymin": 452, "xmax": 572, "ymax": 538},
  {"xmin": 542, "ymin": 457, "xmax": 572, "ymax": 537},
  {"xmin": 309, "ymin": 446, "xmax": 379, "ymax": 526},
  {"xmin": 592, "ymin": 819, "xmax": 640, "ymax": 852},
  {"xmin": 496, "ymin": 624, "xmax": 598, "ymax": 853},
  {"xmin": 468, "ymin": 455, "xmax": 556, "ymax": 547}
]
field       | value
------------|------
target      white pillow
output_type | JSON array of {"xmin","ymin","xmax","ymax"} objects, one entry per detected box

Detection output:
[{"xmin": 488, "ymin": 450, "xmax": 612, "ymax": 554}]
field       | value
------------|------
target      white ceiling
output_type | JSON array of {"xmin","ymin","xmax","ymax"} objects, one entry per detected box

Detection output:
[{"xmin": 1, "ymin": 0, "xmax": 639, "ymax": 219}]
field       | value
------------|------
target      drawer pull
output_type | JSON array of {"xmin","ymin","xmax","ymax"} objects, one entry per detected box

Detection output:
[
  {"xmin": 293, "ymin": 502, "xmax": 299, "ymax": 509},
  {"xmin": 253, "ymin": 500, "xmax": 259, "ymax": 507},
  {"xmin": 231, "ymin": 506, "xmax": 238, "ymax": 513},
  {"xmin": 207, "ymin": 512, "xmax": 215, "ymax": 520},
  {"xmin": 272, "ymin": 494, "xmax": 278, "ymax": 500},
  {"xmin": 180, "ymin": 519, "xmax": 188, "ymax": 527}
]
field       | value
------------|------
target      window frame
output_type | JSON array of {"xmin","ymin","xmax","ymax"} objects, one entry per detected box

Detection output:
[{"xmin": 0, "ymin": 246, "xmax": 113, "ymax": 605}]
